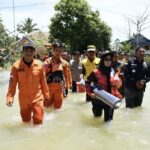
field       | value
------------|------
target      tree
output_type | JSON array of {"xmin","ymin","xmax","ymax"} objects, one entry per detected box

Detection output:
[
  {"xmin": 0, "ymin": 16, "xmax": 14, "ymax": 50},
  {"xmin": 17, "ymin": 18, "xmax": 39, "ymax": 34},
  {"xmin": 111, "ymin": 39, "xmax": 123, "ymax": 51},
  {"xmin": 0, "ymin": 16, "xmax": 16, "ymax": 68},
  {"xmin": 121, "ymin": 42, "xmax": 132, "ymax": 53},
  {"xmin": 125, "ymin": 7, "xmax": 150, "ymax": 46},
  {"xmin": 49, "ymin": 0, "xmax": 112, "ymax": 52}
]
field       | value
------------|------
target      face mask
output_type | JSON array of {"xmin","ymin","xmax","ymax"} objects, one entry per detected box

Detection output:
[{"xmin": 104, "ymin": 57, "xmax": 112, "ymax": 67}]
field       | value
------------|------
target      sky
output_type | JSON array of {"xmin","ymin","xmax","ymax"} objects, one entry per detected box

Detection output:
[{"xmin": 0, "ymin": 0, "xmax": 150, "ymax": 42}]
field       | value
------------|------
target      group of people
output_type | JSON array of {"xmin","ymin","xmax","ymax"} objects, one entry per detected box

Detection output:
[
  {"xmin": 6, "ymin": 41, "xmax": 72, "ymax": 124},
  {"xmin": 82, "ymin": 45, "xmax": 150, "ymax": 122},
  {"xmin": 6, "ymin": 41, "xmax": 150, "ymax": 125}
]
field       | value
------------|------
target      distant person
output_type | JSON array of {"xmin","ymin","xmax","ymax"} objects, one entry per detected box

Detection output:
[
  {"xmin": 112, "ymin": 51, "xmax": 124, "ymax": 97},
  {"xmin": 124, "ymin": 46, "xmax": 150, "ymax": 108},
  {"xmin": 122, "ymin": 52, "xmax": 130, "ymax": 65},
  {"xmin": 6, "ymin": 42, "xmax": 49, "ymax": 125},
  {"xmin": 61, "ymin": 50, "xmax": 72, "ymax": 96},
  {"xmin": 62, "ymin": 50, "xmax": 70, "ymax": 62},
  {"xmin": 70, "ymin": 51, "xmax": 81, "ymax": 92},
  {"xmin": 112, "ymin": 51, "xmax": 122, "ymax": 73},
  {"xmin": 81, "ymin": 45, "xmax": 100, "ymax": 102},
  {"xmin": 86, "ymin": 51, "xmax": 122, "ymax": 122}
]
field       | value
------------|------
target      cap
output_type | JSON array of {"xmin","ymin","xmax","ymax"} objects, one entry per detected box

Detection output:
[
  {"xmin": 72, "ymin": 51, "xmax": 80, "ymax": 55},
  {"xmin": 87, "ymin": 45, "xmax": 96, "ymax": 52},
  {"xmin": 23, "ymin": 42, "xmax": 36, "ymax": 50},
  {"xmin": 52, "ymin": 40, "xmax": 63, "ymax": 48},
  {"xmin": 101, "ymin": 50, "xmax": 113, "ymax": 59}
]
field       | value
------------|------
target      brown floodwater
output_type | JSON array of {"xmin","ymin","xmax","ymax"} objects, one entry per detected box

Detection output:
[{"xmin": 0, "ymin": 70, "xmax": 150, "ymax": 150}]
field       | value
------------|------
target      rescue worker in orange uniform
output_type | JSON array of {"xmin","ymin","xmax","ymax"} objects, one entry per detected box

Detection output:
[
  {"xmin": 6, "ymin": 42, "xmax": 49, "ymax": 125},
  {"xmin": 43, "ymin": 40, "xmax": 72, "ymax": 109}
]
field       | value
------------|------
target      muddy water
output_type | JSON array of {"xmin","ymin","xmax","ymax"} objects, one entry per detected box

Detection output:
[{"xmin": 0, "ymin": 71, "xmax": 150, "ymax": 150}]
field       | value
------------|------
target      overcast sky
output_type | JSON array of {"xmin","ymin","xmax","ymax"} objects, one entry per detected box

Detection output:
[{"xmin": 0, "ymin": 0, "xmax": 150, "ymax": 42}]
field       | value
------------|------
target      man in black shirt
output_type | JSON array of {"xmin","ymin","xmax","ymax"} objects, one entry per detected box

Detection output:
[{"xmin": 124, "ymin": 46, "xmax": 150, "ymax": 108}]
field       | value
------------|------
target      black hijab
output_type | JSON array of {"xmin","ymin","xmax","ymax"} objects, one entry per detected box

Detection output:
[{"xmin": 98, "ymin": 52, "xmax": 113, "ymax": 92}]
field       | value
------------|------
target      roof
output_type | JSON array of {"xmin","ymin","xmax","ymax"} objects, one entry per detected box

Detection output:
[
  {"xmin": 128, "ymin": 34, "xmax": 150, "ymax": 46},
  {"xmin": 17, "ymin": 35, "xmax": 35, "ymax": 46}
]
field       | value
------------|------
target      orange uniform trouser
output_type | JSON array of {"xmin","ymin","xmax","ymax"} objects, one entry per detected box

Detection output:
[
  {"xmin": 20, "ymin": 103, "xmax": 44, "ymax": 125},
  {"xmin": 44, "ymin": 83, "xmax": 63, "ymax": 109}
]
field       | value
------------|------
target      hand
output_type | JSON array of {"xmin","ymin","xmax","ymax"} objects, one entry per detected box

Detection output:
[
  {"xmin": 91, "ymin": 93, "xmax": 96, "ymax": 99},
  {"xmin": 6, "ymin": 100, "xmax": 13, "ymax": 107},
  {"xmin": 43, "ymin": 98, "xmax": 51, "ymax": 107},
  {"xmin": 136, "ymin": 81, "xmax": 144, "ymax": 89},
  {"xmin": 80, "ymin": 74, "xmax": 84, "ymax": 79}
]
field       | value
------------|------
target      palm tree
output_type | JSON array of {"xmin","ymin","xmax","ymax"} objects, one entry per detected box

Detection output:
[{"xmin": 17, "ymin": 18, "xmax": 39, "ymax": 34}]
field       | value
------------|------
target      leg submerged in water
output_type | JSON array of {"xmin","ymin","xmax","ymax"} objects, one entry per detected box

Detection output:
[
  {"xmin": 32, "ymin": 105, "xmax": 44, "ymax": 125},
  {"xmin": 104, "ymin": 105, "xmax": 114, "ymax": 122},
  {"xmin": 91, "ymin": 98, "xmax": 103, "ymax": 117}
]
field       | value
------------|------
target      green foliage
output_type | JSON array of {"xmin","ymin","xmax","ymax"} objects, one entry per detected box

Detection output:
[
  {"xmin": 17, "ymin": 18, "xmax": 39, "ymax": 34},
  {"xmin": 112, "ymin": 39, "xmax": 132, "ymax": 53},
  {"xmin": 144, "ymin": 55, "xmax": 150, "ymax": 63},
  {"xmin": 111, "ymin": 39, "xmax": 123, "ymax": 51},
  {"xmin": 49, "ymin": 0, "xmax": 112, "ymax": 52},
  {"xmin": 121, "ymin": 42, "xmax": 132, "ymax": 53},
  {"xmin": 0, "ymin": 17, "xmax": 15, "ymax": 50}
]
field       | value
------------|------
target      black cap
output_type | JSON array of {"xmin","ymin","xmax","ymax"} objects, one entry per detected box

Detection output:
[
  {"xmin": 101, "ymin": 50, "xmax": 113, "ymax": 59},
  {"xmin": 52, "ymin": 39, "xmax": 63, "ymax": 48},
  {"xmin": 23, "ymin": 42, "xmax": 36, "ymax": 50},
  {"xmin": 72, "ymin": 51, "xmax": 80, "ymax": 55}
]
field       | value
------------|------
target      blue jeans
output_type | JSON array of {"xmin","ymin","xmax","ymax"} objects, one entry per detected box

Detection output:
[{"xmin": 125, "ymin": 88, "xmax": 144, "ymax": 108}]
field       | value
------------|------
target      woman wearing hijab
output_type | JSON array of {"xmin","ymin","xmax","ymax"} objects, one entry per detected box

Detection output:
[{"xmin": 86, "ymin": 51, "xmax": 122, "ymax": 122}]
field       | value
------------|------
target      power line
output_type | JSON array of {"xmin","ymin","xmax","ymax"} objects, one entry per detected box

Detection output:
[
  {"xmin": 92, "ymin": 7, "xmax": 135, "ymax": 18},
  {"xmin": 0, "ymin": 1, "xmax": 136, "ymax": 18},
  {"xmin": 0, "ymin": 2, "xmax": 52, "ymax": 10}
]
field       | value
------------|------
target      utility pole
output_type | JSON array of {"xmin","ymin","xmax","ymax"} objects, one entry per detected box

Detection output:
[{"xmin": 13, "ymin": 0, "xmax": 16, "ymax": 39}]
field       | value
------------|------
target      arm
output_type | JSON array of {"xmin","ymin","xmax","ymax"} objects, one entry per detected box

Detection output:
[
  {"xmin": 81, "ymin": 64, "xmax": 86, "ymax": 79},
  {"xmin": 86, "ymin": 71, "xmax": 97, "ymax": 97},
  {"xmin": 6, "ymin": 65, "xmax": 18, "ymax": 107},
  {"xmin": 144, "ymin": 63, "xmax": 150, "ymax": 83},
  {"xmin": 40, "ymin": 67, "xmax": 50, "ymax": 100},
  {"xmin": 43, "ymin": 58, "xmax": 51, "ymax": 74},
  {"xmin": 64, "ymin": 64, "xmax": 72, "ymax": 89},
  {"xmin": 137, "ymin": 63, "xmax": 150, "ymax": 89}
]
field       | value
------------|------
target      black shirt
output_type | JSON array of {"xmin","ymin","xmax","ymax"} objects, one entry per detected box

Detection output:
[{"xmin": 124, "ymin": 57, "xmax": 150, "ymax": 91}]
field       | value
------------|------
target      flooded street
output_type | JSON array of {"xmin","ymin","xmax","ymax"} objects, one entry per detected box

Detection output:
[{"xmin": 0, "ymin": 70, "xmax": 150, "ymax": 150}]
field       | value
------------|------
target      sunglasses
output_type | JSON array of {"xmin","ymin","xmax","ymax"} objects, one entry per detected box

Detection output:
[
  {"xmin": 88, "ymin": 51, "xmax": 95, "ymax": 53},
  {"xmin": 104, "ymin": 58, "xmax": 112, "ymax": 61}
]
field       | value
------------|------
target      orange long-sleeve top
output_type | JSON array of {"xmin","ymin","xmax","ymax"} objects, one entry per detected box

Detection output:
[{"xmin": 6, "ymin": 59, "xmax": 50, "ymax": 104}]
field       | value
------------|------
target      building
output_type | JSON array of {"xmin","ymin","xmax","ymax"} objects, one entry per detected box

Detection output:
[{"xmin": 128, "ymin": 34, "xmax": 150, "ymax": 54}]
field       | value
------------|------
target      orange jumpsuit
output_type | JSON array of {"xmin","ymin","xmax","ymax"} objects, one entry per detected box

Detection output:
[
  {"xmin": 43, "ymin": 57, "xmax": 72, "ymax": 109},
  {"xmin": 6, "ymin": 59, "xmax": 49, "ymax": 124}
]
